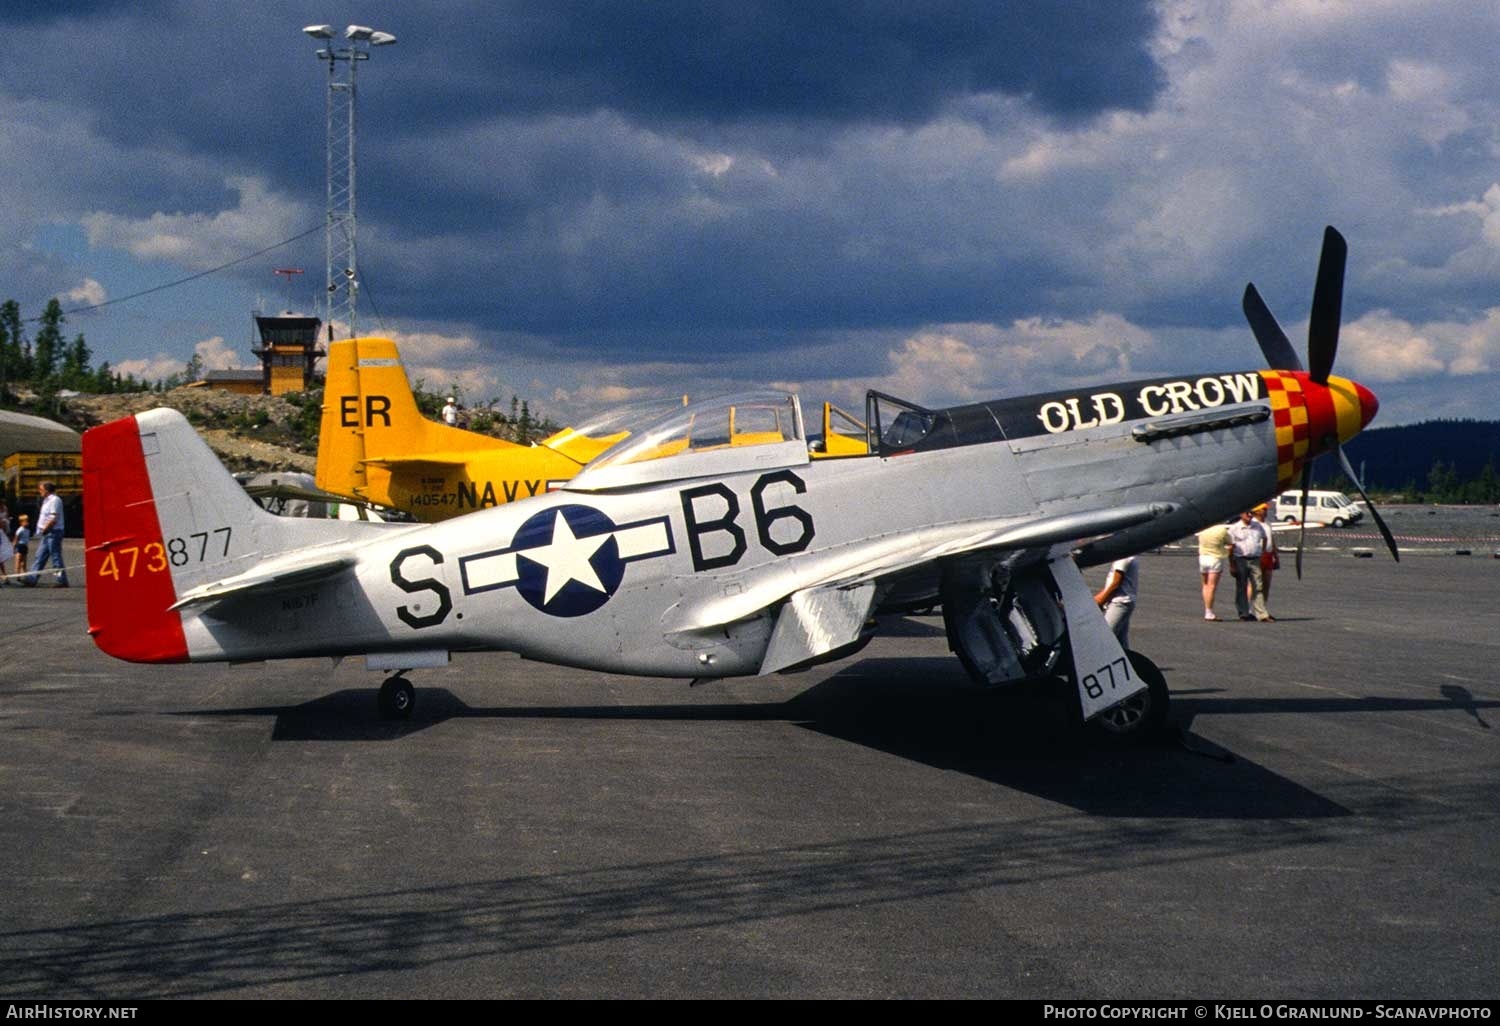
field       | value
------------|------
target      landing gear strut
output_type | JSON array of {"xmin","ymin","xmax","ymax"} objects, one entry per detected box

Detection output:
[{"xmin": 378, "ymin": 674, "xmax": 415, "ymax": 720}]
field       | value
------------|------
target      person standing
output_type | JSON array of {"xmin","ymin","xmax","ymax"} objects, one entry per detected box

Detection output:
[
  {"xmin": 1228, "ymin": 509, "xmax": 1269, "ymax": 622},
  {"xmin": 1196, "ymin": 521, "xmax": 1232, "ymax": 621},
  {"xmin": 0, "ymin": 501, "xmax": 10, "ymax": 585},
  {"xmin": 1253, "ymin": 503, "xmax": 1279, "ymax": 619},
  {"xmin": 25, "ymin": 481, "xmax": 67, "ymax": 588},
  {"xmin": 441, "ymin": 397, "xmax": 458, "ymax": 426},
  {"xmin": 1093, "ymin": 555, "xmax": 1140, "ymax": 647},
  {"xmin": 12, "ymin": 514, "xmax": 31, "ymax": 581}
]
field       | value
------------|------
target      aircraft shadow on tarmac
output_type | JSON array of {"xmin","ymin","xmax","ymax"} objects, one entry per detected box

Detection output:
[{"xmin": 181, "ymin": 650, "xmax": 1494, "ymax": 820}]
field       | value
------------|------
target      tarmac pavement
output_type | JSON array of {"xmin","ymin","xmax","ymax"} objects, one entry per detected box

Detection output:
[{"xmin": 1, "ymin": 552, "xmax": 1496, "ymax": 998}]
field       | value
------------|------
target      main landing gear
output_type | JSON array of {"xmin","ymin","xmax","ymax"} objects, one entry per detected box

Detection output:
[
  {"xmin": 1085, "ymin": 650, "xmax": 1169, "ymax": 745},
  {"xmin": 378, "ymin": 674, "xmax": 416, "ymax": 720}
]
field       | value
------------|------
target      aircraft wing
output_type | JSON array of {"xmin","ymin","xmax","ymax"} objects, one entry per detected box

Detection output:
[
  {"xmin": 240, "ymin": 478, "xmax": 392, "ymax": 510},
  {"xmin": 668, "ymin": 501, "xmax": 1177, "ymax": 647},
  {"xmin": 242, "ymin": 480, "xmax": 346, "ymax": 503},
  {"xmin": 1269, "ymin": 520, "xmax": 1323, "ymax": 532}
]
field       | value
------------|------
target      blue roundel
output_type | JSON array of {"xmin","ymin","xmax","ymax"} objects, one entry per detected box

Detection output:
[{"xmin": 512, "ymin": 504, "xmax": 626, "ymax": 617}]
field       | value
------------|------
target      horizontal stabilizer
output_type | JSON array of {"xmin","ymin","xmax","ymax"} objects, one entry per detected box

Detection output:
[
  {"xmin": 361, "ymin": 451, "xmax": 483, "ymax": 470},
  {"xmin": 240, "ymin": 479, "xmax": 377, "ymax": 506},
  {"xmin": 169, "ymin": 548, "xmax": 357, "ymax": 611},
  {"xmin": 538, "ymin": 428, "xmax": 622, "ymax": 467}
]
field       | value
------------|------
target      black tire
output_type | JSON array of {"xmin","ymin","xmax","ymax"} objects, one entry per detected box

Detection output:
[
  {"xmin": 1331, "ymin": 516, "xmax": 1345, "ymax": 528},
  {"xmin": 1086, "ymin": 650, "xmax": 1169, "ymax": 744},
  {"xmin": 1281, "ymin": 515, "xmax": 1296, "ymax": 524},
  {"xmin": 378, "ymin": 676, "xmax": 415, "ymax": 720}
]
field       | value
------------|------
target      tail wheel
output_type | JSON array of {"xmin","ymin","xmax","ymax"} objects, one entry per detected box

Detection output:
[
  {"xmin": 1087, "ymin": 651, "xmax": 1168, "ymax": 744},
  {"xmin": 378, "ymin": 675, "xmax": 415, "ymax": 721}
]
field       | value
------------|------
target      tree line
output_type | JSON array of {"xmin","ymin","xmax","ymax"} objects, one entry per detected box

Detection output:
[
  {"xmin": 1337, "ymin": 418, "xmax": 1500, "ymax": 504},
  {"xmin": 409, "ymin": 379, "xmax": 554, "ymax": 444},
  {"xmin": 0, "ymin": 297, "xmax": 163, "ymax": 399}
]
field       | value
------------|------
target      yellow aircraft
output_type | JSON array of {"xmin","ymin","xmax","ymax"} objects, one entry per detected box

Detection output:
[
  {"xmin": 316, "ymin": 338, "xmax": 628, "ymax": 521},
  {"xmin": 316, "ymin": 337, "xmax": 869, "ymax": 522}
]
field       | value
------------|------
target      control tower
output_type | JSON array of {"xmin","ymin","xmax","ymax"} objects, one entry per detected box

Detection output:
[{"xmin": 252, "ymin": 312, "xmax": 325, "ymax": 395}]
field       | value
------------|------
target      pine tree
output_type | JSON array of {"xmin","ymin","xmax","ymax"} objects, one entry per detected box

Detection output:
[
  {"xmin": 32, "ymin": 298, "xmax": 65, "ymax": 382},
  {"xmin": 0, "ymin": 299, "xmax": 24, "ymax": 385},
  {"xmin": 1426, "ymin": 460, "xmax": 1458, "ymax": 501},
  {"xmin": 61, "ymin": 334, "xmax": 92, "ymax": 389},
  {"xmin": 518, "ymin": 399, "xmax": 534, "ymax": 443}
]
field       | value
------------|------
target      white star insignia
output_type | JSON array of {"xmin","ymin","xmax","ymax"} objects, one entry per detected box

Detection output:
[{"xmin": 523, "ymin": 511, "xmax": 609, "ymax": 604}]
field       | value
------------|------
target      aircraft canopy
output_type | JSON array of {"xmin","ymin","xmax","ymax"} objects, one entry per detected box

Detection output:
[{"xmin": 566, "ymin": 391, "xmax": 809, "ymax": 491}]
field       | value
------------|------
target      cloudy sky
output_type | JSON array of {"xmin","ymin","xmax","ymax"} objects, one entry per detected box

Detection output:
[{"xmin": 3, "ymin": 1, "xmax": 1498, "ymax": 426}]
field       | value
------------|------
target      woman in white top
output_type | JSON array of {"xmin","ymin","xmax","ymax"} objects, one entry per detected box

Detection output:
[{"xmin": 1196, "ymin": 522, "xmax": 1232, "ymax": 621}]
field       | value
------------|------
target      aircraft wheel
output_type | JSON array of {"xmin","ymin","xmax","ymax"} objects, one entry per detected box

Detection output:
[
  {"xmin": 1086, "ymin": 651, "xmax": 1168, "ymax": 744},
  {"xmin": 378, "ymin": 676, "xmax": 415, "ymax": 721}
]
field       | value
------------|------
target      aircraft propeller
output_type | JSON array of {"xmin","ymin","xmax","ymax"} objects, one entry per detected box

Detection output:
[{"xmin": 1240, "ymin": 226, "xmax": 1399, "ymax": 576}]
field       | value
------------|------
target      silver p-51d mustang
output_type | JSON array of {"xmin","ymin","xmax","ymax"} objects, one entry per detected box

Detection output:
[{"xmin": 83, "ymin": 228, "xmax": 1395, "ymax": 739}]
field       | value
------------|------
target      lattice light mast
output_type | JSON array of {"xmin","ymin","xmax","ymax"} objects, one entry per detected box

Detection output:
[{"xmin": 304, "ymin": 24, "xmax": 396, "ymax": 340}]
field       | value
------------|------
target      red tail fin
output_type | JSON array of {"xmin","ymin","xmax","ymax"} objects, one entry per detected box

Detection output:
[{"xmin": 83, "ymin": 416, "xmax": 189, "ymax": 663}]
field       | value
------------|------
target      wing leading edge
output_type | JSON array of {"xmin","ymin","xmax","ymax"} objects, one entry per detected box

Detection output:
[{"xmin": 662, "ymin": 501, "xmax": 1177, "ymax": 675}]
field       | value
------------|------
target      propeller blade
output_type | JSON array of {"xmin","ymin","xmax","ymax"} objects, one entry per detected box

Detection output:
[
  {"xmin": 1295, "ymin": 460, "xmax": 1313, "ymax": 579},
  {"xmin": 1337, "ymin": 444, "xmax": 1400, "ymax": 564},
  {"xmin": 1242, "ymin": 283, "xmax": 1303, "ymax": 371},
  {"xmin": 1307, "ymin": 226, "xmax": 1347, "ymax": 384}
]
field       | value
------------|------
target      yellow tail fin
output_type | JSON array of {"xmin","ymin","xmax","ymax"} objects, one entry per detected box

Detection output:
[{"xmin": 316, "ymin": 338, "xmax": 516, "ymax": 504}]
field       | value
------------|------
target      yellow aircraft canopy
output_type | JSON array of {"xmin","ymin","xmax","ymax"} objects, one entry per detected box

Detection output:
[{"xmin": 539, "ymin": 396, "xmax": 686, "ymax": 465}]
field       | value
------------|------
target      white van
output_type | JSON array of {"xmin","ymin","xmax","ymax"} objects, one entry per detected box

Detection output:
[{"xmin": 1273, "ymin": 489, "xmax": 1364, "ymax": 527}]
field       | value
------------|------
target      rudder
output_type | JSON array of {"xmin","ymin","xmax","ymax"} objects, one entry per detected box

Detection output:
[{"xmin": 84, "ymin": 414, "xmax": 192, "ymax": 662}]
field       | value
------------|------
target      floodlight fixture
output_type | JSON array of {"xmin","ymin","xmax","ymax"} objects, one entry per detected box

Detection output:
[{"xmin": 307, "ymin": 21, "xmax": 398, "ymax": 338}]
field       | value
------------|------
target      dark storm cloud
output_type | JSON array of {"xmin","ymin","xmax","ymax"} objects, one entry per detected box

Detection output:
[
  {"xmin": 0, "ymin": 0, "xmax": 142, "ymax": 23},
  {"xmin": 1, "ymin": 1, "xmax": 1167, "ymax": 374},
  {"xmin": 0, "ymin": 2, "xmax": 1164, "ymax": 187},
  {"xmin": 0, "ymin": 1, "xmax": 1164, "ymax": 322},
  {"xmin": 358, "ymin": 110, "xmax": 1082, "ymax": 349},
  {"xmin": 433, "ymin": 0, "xmax": 1165, "ymax": 125}
]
